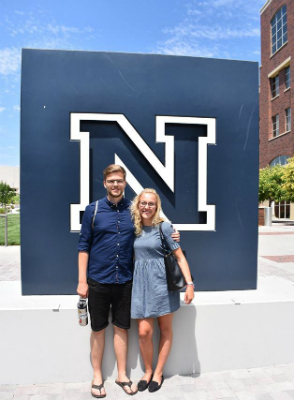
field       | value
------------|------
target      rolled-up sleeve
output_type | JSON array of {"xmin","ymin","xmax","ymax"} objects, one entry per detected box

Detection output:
[
  {"xmin": 78, "ymin": 204, "xmax": 94, "ymax": 252},
  {"xmin": 161, "ymin": 222, "xmax": 180, "ymax": 250}
]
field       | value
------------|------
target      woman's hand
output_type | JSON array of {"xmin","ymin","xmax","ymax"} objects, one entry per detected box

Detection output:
[
  {"xmin": 184, "ymin": 285, "xmax": 194, "ymax": 304},
  {"xmin": 77, "ymin": 282, "xmax": 89, "ymax": 298}
]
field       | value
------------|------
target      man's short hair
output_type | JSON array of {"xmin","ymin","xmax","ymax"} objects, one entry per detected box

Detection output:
[{"xmin": 103, "ymin": 164, "xmax": 126, "ymax": 180}]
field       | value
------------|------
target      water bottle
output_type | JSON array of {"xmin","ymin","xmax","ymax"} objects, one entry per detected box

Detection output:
[{"xmin": 77, "ymin": 297, "xmax": 88, "ymax": 326}]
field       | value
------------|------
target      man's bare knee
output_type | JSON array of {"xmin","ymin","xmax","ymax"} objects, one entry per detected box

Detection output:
[
  {"xmin": 91, "ymin": 328, "xmax": 105, "ymax": 337},
  {"xmin": 113, "ymin": 325, "xmax": 128, "ymax": 334}
]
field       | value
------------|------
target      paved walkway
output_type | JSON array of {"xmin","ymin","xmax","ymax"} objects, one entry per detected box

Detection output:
[
  {"xmin": 1, "ymin": 365, "xmax": 294, "ymax": 399},
  {"xmin": 258, "ymin": 222, "xmax": 294, "ymax": 283},
  {"xmin": 1, "ymin": 221, "xmax": 294, "ymax": 399},
  {"xmin": 0, "ymin": 245, "xmax": 20, "ymax": 281}
]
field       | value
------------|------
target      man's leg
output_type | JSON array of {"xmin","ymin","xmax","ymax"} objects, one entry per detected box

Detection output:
[
  {"xmin": 91, "ymin": 329, "xmax": 106, "ymax": 397},
  {"xmin": 88, "ymin": 279, "xmax": 111, "ymax": 397},
  {"xmin": 113, "ymin": 325, "xmax": 127, "ymax": 376},
  {"xmin": 113, "ymin": 326, "xmax": 137, "ymax": 394},
  {"xmin": 112, "ymin": 281, "xmax": 137, "ymax": 394}
]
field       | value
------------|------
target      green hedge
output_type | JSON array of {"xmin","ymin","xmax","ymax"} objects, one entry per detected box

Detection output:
[{"xmin": 0, "ymin": 214, "xmax": 20, "ymax": 245}]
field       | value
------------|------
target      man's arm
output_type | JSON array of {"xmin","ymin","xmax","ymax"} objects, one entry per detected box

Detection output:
[
  {"xmin": 77, "ymin": 204, "xmax": 94, "ymax": 298},
  {"xmin": 77, "ymin": 251, "xmax": 89, "ymax": 298}
]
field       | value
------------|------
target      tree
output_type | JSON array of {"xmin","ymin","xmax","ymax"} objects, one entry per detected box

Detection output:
[
  {"xmin": 0, "ymin": 181, "xmax": 15, "ymax": 210},
  {"xmin": 282, "ymin": 156, "xmax": 294, "ymax": 201},
  {"xmin": 12, "ymin": 194, "xmax": 20, "ymax": 204},
  {"xmin": 259, "ymin": 164, "xmax": 286, "ymax": 204}
]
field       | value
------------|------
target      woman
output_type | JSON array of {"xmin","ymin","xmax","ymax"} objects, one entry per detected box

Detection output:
[{"xmin": 130, "ymin": 188, "xmax": 194, "ymax": 393}]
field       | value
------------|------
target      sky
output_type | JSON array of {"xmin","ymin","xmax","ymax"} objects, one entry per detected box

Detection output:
[{"xmin": 0, "ymin": 0, "xmax": 265, "ymax": 167}]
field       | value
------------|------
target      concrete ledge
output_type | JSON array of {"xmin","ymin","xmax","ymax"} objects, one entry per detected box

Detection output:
[{"xmin": 1, "ymin": 277, "xmax": 294, "ymax": 384}]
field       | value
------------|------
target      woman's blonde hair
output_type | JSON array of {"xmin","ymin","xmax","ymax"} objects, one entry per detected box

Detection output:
[{"xmin": 130, "ymin": 188, "xmax": 165, "ymax": 236}]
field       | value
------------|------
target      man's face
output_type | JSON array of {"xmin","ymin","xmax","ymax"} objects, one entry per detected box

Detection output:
[{"xmin": 103, "ymin": 171, "xmax": 126, "ymax": 200}]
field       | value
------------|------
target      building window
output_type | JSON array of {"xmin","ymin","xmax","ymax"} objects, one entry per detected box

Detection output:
[
  {"xmin": 271, "ymin": 5, "xmax": 287, "ymax": 54},
  {"xmin": 270, "ymin": 75, "xmax": 279, "ymax": 97},
  {"xmin": 285, "ymin": 108, "xmax": 291, "ymax": 131},
  {"xmin": 285, "ymin": 66, "xmax": 290, "ymax": 89},
  {"xmin": 272, "ymin": 114, "xmax": 279, "ymax": 137},
  {"xmin": 274, "ymin": 200, "xmax": 290, "ymax": 219},
  {"xmin": 270, "ymin": 155, "xmax": 289, "ymax": 166}
]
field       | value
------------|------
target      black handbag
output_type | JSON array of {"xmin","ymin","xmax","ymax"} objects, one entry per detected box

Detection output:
[{"xmin": 159, "ymin": 223, "xmax": 187, "ymax": 292}]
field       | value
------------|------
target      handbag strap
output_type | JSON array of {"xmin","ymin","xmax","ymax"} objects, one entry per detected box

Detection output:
[
  {"xmin": 91, "ymin": 200, "xmax": 99, "ymax": 230},
  {"xmin": 159, "ymin": 222, "xmax": 171, "ymax": 255}
]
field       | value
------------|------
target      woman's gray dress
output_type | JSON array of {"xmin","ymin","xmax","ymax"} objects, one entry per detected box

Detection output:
[{"xmin": 131, "ymin": 222, "xmax": 181, "ymax": 319}]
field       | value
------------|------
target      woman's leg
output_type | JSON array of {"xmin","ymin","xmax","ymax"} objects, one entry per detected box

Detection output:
[
  {"xmin": 153, "ymin": 313, "xmax": 174, "ymax": 383},
  {"xmin": 138, "ymin": 318, "xmax": 154, "ymax": 381}
]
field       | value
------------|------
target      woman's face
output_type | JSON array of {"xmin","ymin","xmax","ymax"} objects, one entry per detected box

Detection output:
[{"xmin": 138, "ymin": 193, "xmax": 157, "ymax": 225}]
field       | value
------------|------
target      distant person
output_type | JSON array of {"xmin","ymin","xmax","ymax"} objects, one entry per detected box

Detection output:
[{"xmin": 130, "ymin": 188, "xmax": 194, "ymax": 393}]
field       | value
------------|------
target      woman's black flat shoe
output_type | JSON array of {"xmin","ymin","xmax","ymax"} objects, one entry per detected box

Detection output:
[
  {"xmin": 138, "ymin": 374, "xmax": 153, "ymax": 392},
  {"xmin": 148, "ymin": 375, "xmax": 164, "ymax": 393}
]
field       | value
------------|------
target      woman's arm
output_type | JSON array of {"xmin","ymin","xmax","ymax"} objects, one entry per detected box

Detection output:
[{"xmin": 172, "ymin": 247, "xmax": 194, "ymax": 304}]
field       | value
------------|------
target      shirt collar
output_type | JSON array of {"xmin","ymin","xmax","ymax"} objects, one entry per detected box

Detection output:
[{"xmin": 104, "ymin": 196, "xmax": 128, "ymax": 208}]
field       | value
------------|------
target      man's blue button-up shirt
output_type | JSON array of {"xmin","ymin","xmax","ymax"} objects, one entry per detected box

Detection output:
[{"xmin": 78, "ymin": 196, "xmax": 135, "ymax": 284}]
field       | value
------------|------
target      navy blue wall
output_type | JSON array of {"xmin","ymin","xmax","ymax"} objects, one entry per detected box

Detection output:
[{"xmin": 21, "ymin": 49, "xmax": 259, "ymax": 295}]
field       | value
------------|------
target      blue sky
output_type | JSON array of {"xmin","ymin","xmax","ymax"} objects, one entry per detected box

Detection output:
[{"xmin": 0, "ymin": 0, "xmax": 265, "ymax": 166}]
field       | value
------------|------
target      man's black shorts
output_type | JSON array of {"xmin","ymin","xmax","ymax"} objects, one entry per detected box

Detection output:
[{"xmin": 87, "ymin": 278, "xmax": 132, "ymax": 332}]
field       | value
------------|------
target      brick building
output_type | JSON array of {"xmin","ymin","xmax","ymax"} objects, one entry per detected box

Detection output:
[{"xmin": 260, "ymin": 0, "xmax": 294, "ymax": 218}]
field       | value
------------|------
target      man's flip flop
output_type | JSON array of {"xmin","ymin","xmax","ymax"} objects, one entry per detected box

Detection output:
[
  {"xmin": 91, "ymin": 381, "xmax": 106, "ymax": 398},
  {"xmin": 115, "ymin": 380, "xmax": 138, "ymax": 395}
]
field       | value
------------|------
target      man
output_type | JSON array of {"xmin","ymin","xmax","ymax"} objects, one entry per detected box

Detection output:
[{"xmin": 77, "ymin": 164, "xmax": 179, "ymax": 397}]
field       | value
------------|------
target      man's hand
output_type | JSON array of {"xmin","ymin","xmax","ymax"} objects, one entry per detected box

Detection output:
[
  {"xmin": 171, "ymin": 228, "xmax": 180, "ymax": 242},
  {"xmin": 77, "ymin": 282, "xmax": 89, "ymax": 298}
]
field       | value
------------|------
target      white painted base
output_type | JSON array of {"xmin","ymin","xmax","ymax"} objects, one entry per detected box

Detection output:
[{"xmin": 1, "ymin": 277, "xmax": 294, "ymax": 384}]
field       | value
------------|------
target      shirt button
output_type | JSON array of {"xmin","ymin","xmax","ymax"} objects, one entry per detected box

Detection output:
[
  {"xmin": 116, "ymin": 266, "xmax": 118, "ymax": 269},
  {"xmin": 116, "ymin": 255, "xmax": 119, "ymax": 257},
  {"xmin": 117, "ymin": 243, "xmax": 120, "ymax": 246},
  {"xmin": 117, "ymin": 210, "xmax": 120, "ymax": 213},
  {"xmin": 118, "ymin": 221, "xmax": 120, "ymax": 224}
]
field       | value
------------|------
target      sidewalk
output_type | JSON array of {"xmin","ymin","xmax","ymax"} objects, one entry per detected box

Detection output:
[
  {"xmin": 1, "ymin": 222, "xmax": 294, "ymax": 399},
  {"xmin": 259, "ymin": 221, "xmax": 294, "ymax": 283},
  {"xmin": 1, "ymin": 365, "xmax": 294, "ymax": 400}
]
